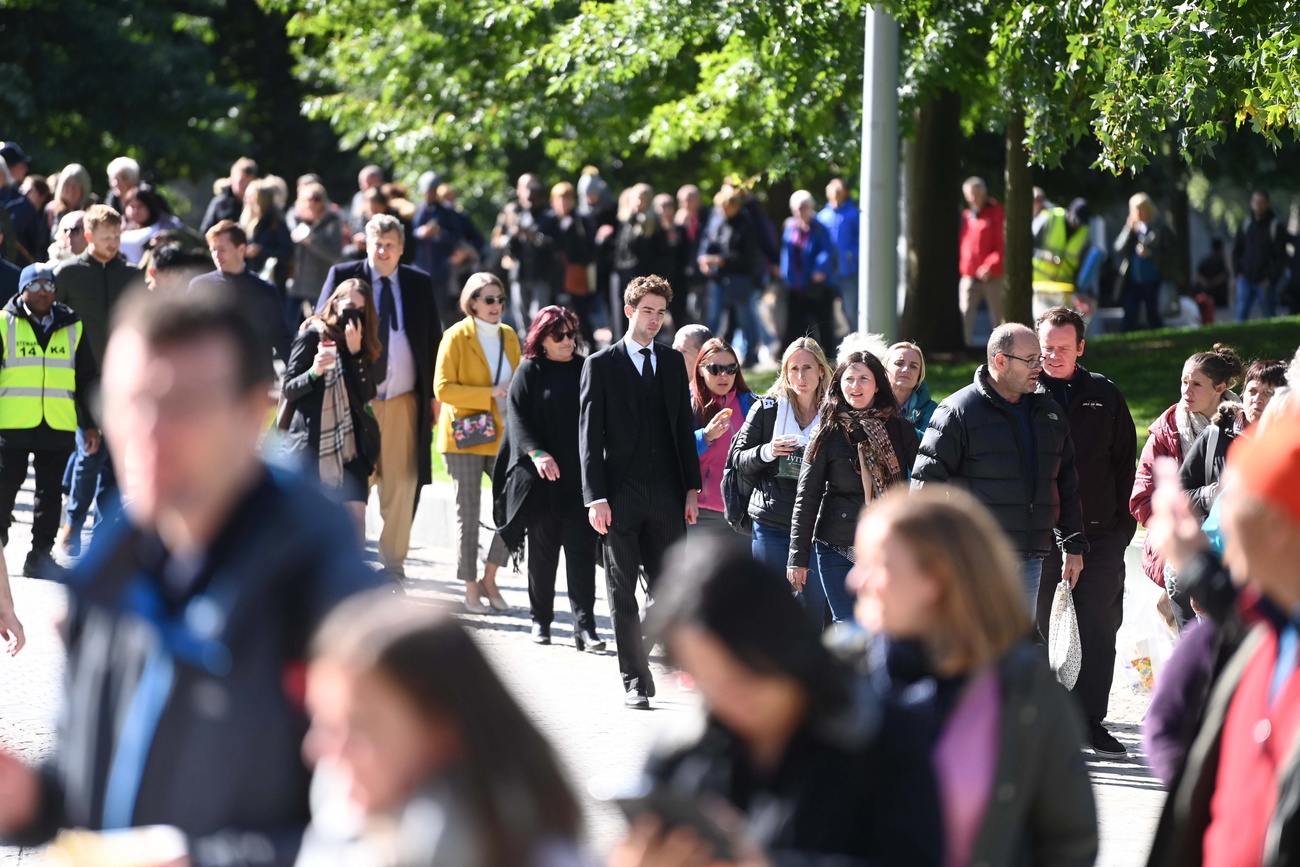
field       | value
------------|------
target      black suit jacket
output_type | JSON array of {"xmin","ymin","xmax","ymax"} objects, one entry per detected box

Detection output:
[
  {"xmin": 315, "ymin": 260, "xmax": 443, "ymax": 497},
  {"xmin": 0, "ymin": 259, "xmax": 18, "ymax": 304},
  {"xmin": 580, "ymin": 339, "xmax": 702, "ymax": 505},
  {"xmin": 188, "ymin": 268, "xmax": 291, "ymax": 361}
]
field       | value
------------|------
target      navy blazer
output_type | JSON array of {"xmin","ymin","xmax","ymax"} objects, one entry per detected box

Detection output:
[{"xmin": 579, "ymin": 339, "xmax": 702, "ymax": 505}]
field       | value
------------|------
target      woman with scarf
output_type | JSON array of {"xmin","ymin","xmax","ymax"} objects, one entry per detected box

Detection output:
[
  {"xmin": 1130, "ymin": 343, "xmax": 1242, "ymax": 628},
  {"xmin": 282, "ymin": 278, "xmax": 382, "ymax": 538},
  {"xmin": 788, "ymin": 351, "xmax": 918, "ymax": 623},
  {"xmin": 885, "ymin": 341, "xmax": 938, "ymax": 441}
]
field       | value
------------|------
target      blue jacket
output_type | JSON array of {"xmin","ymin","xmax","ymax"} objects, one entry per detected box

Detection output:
[
  {"xmin": 899, "ymin": 380, "xmax": 938, "ymax": 442},
  {"xmin": 412, "ymin": 200, "xmax": 466, "ymax": 284},
  {"xmin": 817, "ymin": 200, "xmax": 861, "ymax": 277},
  {"xmin": 780, "ymin": 219, "xmax": 836, "ymax": 292}
]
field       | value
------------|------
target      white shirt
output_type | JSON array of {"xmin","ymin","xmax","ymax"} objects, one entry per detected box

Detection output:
[
  {"xmin": 369, "ymin": 262, "xmax": 416, "ymax": 400},
  {"xmin": 622, "ymin": 332, "xmax": 657, "ymax": 375},
  {"xmin": 473, "ymin": 317, "xmax": 513, "ymax": 414},
  {"xmin": 761, "ymin": 396, "xmax": 820, "ymax": 462}
]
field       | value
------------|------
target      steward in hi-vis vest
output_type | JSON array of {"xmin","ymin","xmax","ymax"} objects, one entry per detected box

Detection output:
[
  {"xmin": 0, "ymin": 264, "xmax": 99, "ymax": 577},
  {"xmin": 1032, "ymin": 202, "xmax": 1092, "ymax": 285}
]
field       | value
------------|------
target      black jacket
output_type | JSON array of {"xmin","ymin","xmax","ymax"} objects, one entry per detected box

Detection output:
[
  {"xmin": 280, "ymin": 325, "xmax": 380, "ymax": 481},
  {"xmin": 1232, "ymin": 208, "xmax": 1290, "ymax": 284},
  {"xmin": 199, "ymin": 186, "xmax": 242, "ymax": 235},
  {"xmin": 1179, "ymin": 402, "xmax": 1241, "ymax": 520},
  {"xmin": 189, "ymin": 268, "xmax": 292, "ymax": 361},
  {"xmin": 700, "ymin": 209, "xmax": 760, "ymax": 279},
  {"xmin": 0, "ymin": 259, "xmax": 19, "ymax": 303},
  {"xmin": 315, "ymin": 261, "xmax": 444, "ymax": 501},
  {"xmin": 580, "ymin": 340, "xmax": 702, "ymax": 505},
  {"xmin": 912, "ymin": 367, "xmax": 1087, "ymax": 558},
  {"xmin": 1039, "ymin": 364, "xmax": 1138, "ymax": 539},
  {"xmin": 788, "ymin": 414, "xmax": 918, "ymax": 568},
  {"xmin": 729, "ymin": 397, "xmax": 799, "ymax": 530},
  {"xmin": 0, "ymin": 296, "xmax": 99, "ymax": 451},
  {"xmin": 1, "ymin": 469, "xmax": 384, "ymax": 865}
]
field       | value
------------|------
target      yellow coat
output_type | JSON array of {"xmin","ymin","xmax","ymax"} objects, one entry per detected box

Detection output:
[{"xmin": 434, "ymin": 317, "xmax": 522, "ymax": 456}]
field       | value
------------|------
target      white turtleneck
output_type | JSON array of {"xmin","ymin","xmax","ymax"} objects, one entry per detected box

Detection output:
[{"xmin": 474, "ymin": 317, "xmax": 513, "ymax": 411}]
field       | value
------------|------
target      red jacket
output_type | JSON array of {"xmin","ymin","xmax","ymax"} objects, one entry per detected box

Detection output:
[
  {"xmin": 1130, "ymin": 404, "xmax": 1183, "ymax": 586},
  {"xmin": 959, "ymin": 198, "xmax": 1005, "ymax": 279}
]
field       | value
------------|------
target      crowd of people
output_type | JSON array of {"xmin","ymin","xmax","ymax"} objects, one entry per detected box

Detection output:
[{"xmin": 2, "ymin": 136, "xmax": 1300, "ymax": 867}]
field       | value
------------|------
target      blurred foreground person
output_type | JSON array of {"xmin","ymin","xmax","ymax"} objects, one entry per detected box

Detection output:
[
  {"xmin": 0, "ymin": 545, "xmax": 21, "ymax": 654},
  {"xmin": 852, "ymin": 488, "xmax": 1097, "ymax": 867},
  {"xmin": 612, "ymin": 535, "xmax": 941, "ymax": 866},
  {"xmin": 0, "ymin": 287, "xmax": 382, "ymax": 863},
  {"xmin": 1145, "ymin": 419, "xmax": 1300, "ymax": 867},
  {"xmin": 300, "ymin": 594, "xmax": 589, "ymax": 867}
]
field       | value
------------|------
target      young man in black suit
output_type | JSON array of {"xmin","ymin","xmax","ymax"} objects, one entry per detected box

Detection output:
[
  {"xmin": 580, "ymin": 274, "xmax": 701, "ymax": 709},
  {"xmin": 315, "ymin": 214, "xmax": 444, "ymax": 578}
]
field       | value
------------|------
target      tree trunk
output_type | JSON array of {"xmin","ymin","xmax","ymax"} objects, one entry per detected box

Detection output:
[
  {"xmin": 1166, "ymin": 170, "xmax": 1191, "ymax": 293},
  {"xmin": 1003, "ymin": 109, "xmax": 1033, "ymax": 325},
  {"xmin": 899, "ymin": 89, "xmax": 963, "ymax": 351}
]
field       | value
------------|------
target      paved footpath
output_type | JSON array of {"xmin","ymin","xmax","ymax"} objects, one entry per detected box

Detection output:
[{"xmin": 1, "ymin": 478, "xmax": 1167, "ymax": 865}]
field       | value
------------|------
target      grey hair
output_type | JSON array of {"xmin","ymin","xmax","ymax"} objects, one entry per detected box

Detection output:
[
  {"xmin": 837, "ymin": 331, "xmax": 890, "ymax": 366},
  {"xmin": 0, "ymin": 160, "xmax": 10, "ymax": 186},
  {"xmin": 673, "ymin": 323, "xmax": 713, "ymax": 350},
  {"xmin": 789, "ymin": 189, "xmax": 816, "ymax": 213},
  {"xmin": 107, "ymin": 156, "xmax": 140, "ymax": 182},
  {"xmin": 963, "ymin": 176, "xmax": 987, "ymax": 191},
  {"xmin": 365, "ymin": 213, "xmax": 405, "ymax": 245},
  {"xmin": 987, "ymin": 323, "xmax": 1035, "ymax": 365}
]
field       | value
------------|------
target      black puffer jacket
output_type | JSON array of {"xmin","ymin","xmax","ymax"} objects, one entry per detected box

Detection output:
[
  {"xmin": 1179, "ymin": 401, "xmax": 1242, "ymax": 520},
  {"xmin": 911, "ymin": 367, "xmax": 1087, "ymax": 558},
  {"xmin": 728, "ymin": 396, "xmax": 799, "ymax": 530},
  {"xmin": 789, "ymin": 413, "xmax": 918, "ymax": 568}
]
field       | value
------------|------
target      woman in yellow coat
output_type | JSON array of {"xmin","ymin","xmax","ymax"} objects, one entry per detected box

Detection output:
[{"xmin": 434, "ymin": 273, "xmax": 522, "ymax": 613}]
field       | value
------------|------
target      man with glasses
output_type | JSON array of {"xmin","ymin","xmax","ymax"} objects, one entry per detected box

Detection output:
[
  {"xmin": 0, "ymin": 265, "xmax": 99, "ymax": 576},
  {"xmin": 316, "ymin": 214, "xmax": 443, "ymax": 579},
  {"xmin": 913, "ymin": 322, "xmax": 1087, "ymax": 612}
]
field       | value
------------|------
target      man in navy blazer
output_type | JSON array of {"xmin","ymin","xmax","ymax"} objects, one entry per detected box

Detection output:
[
  {"xmin": 315, "ymin": 215, "xmax": 443, "ymax": 578},
  {"xmin": 580, "ymin": 274, "xmax": 701, "ymax": 708}
]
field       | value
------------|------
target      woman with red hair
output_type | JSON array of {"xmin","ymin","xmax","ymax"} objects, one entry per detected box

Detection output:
[
  {"xmin": 690, "ymin": 337, "xmax": 755, "ymax": 534},
  {"xmin": 492, "ymin": 306, "xmax": 605, "ymax": 650}
]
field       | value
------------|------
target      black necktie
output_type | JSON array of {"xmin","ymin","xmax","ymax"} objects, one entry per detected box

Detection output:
[
  {"xmin": 639, "ymin": 347, "xmax": 654, "ymax": 389},
  {"xmin": 377, "ymin": 275, "xmax": 396, "ymax": 374}
]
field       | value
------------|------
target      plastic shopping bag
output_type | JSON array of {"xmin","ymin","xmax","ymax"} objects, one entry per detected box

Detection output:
[{"xmin": 1048, "ymin": 579, "xmax": 1083, "ymax": 691}]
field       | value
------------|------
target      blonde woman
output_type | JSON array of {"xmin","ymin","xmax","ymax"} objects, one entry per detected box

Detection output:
[
  {"xmin": 727, "ymin": 337, "xmax": 833, "ymax": 620},
  {"xmin": 885, "ymin": 341, "xmax": 937, "ymax": 441},
  {"xmin": 241, "ymin": 179, "xmax": 292, "ymax": 290},
  {"xmin": 434, "ymin": 273, "xmax": 521, "ymax": 613},
  {"xmin": 851, "ymin": 488, "xmax": 1097, "ymax": 867},
  {"xmin": 1114, "ymin": 191, "xmax": 1167, "ymax": 331},
  {"xmin": 47, "ymin": 163, "xmax": 95, "ymax": 231}
]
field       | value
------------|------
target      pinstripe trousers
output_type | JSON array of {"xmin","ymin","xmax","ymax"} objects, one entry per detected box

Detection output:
[
  {"xmin": 603, "ymin": 475, "xmax": 686, "ymax": 693},
  {"xmin": 444, "ymin": 452, "xmax": 509, "ymax": 584}
]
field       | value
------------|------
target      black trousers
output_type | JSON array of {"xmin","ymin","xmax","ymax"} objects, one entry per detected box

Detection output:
[
  {"xmin": 603, "ymin": 476, "xmax": 685, "ymax": 692},
  {"xmin": 0, "ymin": 446, "xmax": 73, "ymax": 552},
  {"xmin": 1036, "ymin": 527, "xmax": 1128, "ymax": 722},
  {"xmin": 528, "ymin": 493, "xmax": 599, "ymax": 632},
  {"xmin": 784, "ymin": 287, "xmax": 836, "ymax": 350}
]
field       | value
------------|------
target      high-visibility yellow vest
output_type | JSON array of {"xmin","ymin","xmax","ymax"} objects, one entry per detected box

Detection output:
[
  {"xmin": 1032, "ymin": 208, "xmax": 1090, "ymax": 284},
  {"xmin": 0, "ymin": 311, "xmax": 81, "ymax": 432}
]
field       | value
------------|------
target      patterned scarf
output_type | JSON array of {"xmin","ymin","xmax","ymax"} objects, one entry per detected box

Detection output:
[
  {"xmin": 832, "ymin": 407, "xmax": 903, "ymax": 503},
  {"xmin": 318, "ymin": 354, "xmax": 358, "ymax": 488}
]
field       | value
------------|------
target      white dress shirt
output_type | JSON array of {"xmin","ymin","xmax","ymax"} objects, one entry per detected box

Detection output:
[
  {"xmin": 622, "ymin": 332, "xmax": 657, "ymax": 375},
  {"xmin": 370, "ymin": 263, "xmax": 416, "ymax": 400}
]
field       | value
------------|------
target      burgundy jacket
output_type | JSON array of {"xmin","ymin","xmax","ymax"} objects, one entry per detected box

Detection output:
[{"xmin": 1130, "ymin": 404, "xmax": 1183, "ymax": 586}]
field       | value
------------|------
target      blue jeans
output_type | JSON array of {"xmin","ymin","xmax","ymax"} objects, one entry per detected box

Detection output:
[
  {"xmin": 1121, "ymin": 278, "xmax": 1163, "ymax": 331},
  {"xmin": 1020, "ymin": 555, "xmax": 1044, "ymax": 616},
  {"xmin": 815, "ymin": 541, "xmax": 856, "ymax": 624},
  {"xmin": 1236, "ymin": 276, "xmax": 1277, "ymax": 321},
  {"xmin": 837, "ymin": 275, "xmax": 859, "ymax": 332},
  {"xmin": 63, "ymin": 427, "xmax": 116, "ymax": 533},
  {"xmin": 706, "ymin": 276, "xmax": 760, "ymax": 364},
  {"xmin": 752, "ymin": 520, "xmax": 826, "ymax": 625}
]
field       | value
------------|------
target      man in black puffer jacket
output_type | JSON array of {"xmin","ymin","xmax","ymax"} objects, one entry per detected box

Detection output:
[{"xmin": 912, "ymin": 323, "xmax": 1087, "ymax": 614}]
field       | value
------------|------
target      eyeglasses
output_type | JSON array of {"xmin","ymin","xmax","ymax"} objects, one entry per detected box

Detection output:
[
  {"xmin": 478, "ymin": 295, "xmax": 505, "ymax": 306},
  {"xmin": 703, "ymin": 363, "xmax": 740, "ymax": 376},
  {"xmin": 550, "ymin": 329, "xmax": 579, "ymax": 341},
  {"xmin": 24, "ymin": 280, "xmax": 55, "ymax": 294},
  {"xmin": 1002, "ymin": 352, "xmax": 1045, "ymax": 369}
]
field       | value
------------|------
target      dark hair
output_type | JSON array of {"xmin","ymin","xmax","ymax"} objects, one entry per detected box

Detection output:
[
  {"xmin": 1245, "ymin": 359, "xmax": 1288, "ymax": 389},
  {"xmin": 806, "ymin": 351, "xmax": 898, "ymax": 464},
  {"xmin": 522, "ymin": 305, "xmax": 585, "ymax": 360},
  {"xmin": 1251, "ymin": 188, "xmax": 1270, "ymax": 201},
  {"xmin": 314, "ymin": 594, "xmax": 582, "ymax": 867},
  {"xmin": 150, "ymin": 243, "xmax": 208, "ymax": 275},
  {"xmin": 1034, "ymin": 305, "xmax": 1086, "ymax": 344},
  {"xmin": 23, "ymin": 175, "xmax": 51, "ymax": 206},
  {"xmin": 690, "ymin": 337, "xmax": 751, "ymax": 424},
  {"xmin": 205, "ymin": 219, "xmax": 247, "ymax": 247},
  {"xmin": 646, "ymin": 535, "xmax": 851, "ymax": 721},
  {"xmin": 1186, "ymin": 343, "xmax": 1244, "ymax": 389},
  {"xmin": 623, "ymin": 273, "xmax": 673, "ymax": 308},
  {"xmin": 315, "ymin": 278, "xmax": 383, "ymax": 364},
  {"xmin": 125, "ymin": 184, "xmax": 169, "ymax": 228},
  {"xmin": 111, "ymin": 285, "xmax": 273, "ymax": 393}
]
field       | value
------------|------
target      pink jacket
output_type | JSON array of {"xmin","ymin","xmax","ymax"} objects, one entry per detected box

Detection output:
[{"xmin": 1130, "ymin": 405, "xmax": 1183, "ymax": 586}]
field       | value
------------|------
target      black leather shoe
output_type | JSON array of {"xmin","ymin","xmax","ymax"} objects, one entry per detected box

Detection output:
[
  {"xmin": 624, "ymin": 688, "xmax": 650, "ymax": 710},
  {"xmin": 22, "ymin": 550, "xmax": 62, "ymax": 581},
  {"xmin": 574, "ymin": 628, "xmax": 606, "ymax": 652},
  {"xmin": 531, "ymin": 622, "xmax": 552, "ymax": 645}
]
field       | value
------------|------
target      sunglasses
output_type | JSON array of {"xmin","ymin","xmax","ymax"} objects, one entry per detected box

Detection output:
[
  {"xmin": 549, "ymin": 329, "xmax": 579, "ymax": 341},
  {"xmin": 24, "ymin": 280, "xmax": 55, "ymax": 294},
  {"xmin": 477, "ymin": 295, "xmax": 506, "ymax": 306},
  {"xmin": 703, "ymin": 362, "xmax": 740, "ymax": 376}
]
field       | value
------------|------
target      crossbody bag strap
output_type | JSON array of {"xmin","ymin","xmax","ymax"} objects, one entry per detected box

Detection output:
[{"xmin": 492, "ymin": 334, "xmax": 506, "ymax": 385}]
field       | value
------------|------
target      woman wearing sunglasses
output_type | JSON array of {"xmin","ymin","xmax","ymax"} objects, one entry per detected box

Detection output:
[
  {"xmin": 727, "ymin": 336, "xmax": 833, "ymax": 622},
  {"xmin": 689, "ymin": 338, "xmax": 754, "ymax": 534},
  {"xmin": 492, "ymin": 306, "xmax": 604, "ymax": 650},
  {"xmin": 434, "ymin": 273, "xmax": 521, "ymax": 614}
]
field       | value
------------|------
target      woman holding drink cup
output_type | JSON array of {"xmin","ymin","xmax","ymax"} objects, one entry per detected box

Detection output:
[
  {"xmin": 727, "ymin": 337, "xmax": 833, "ymax": 620},
  {"xmin": 689, "ymin": 338, "xmax": 754, "ymax": 534}
]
